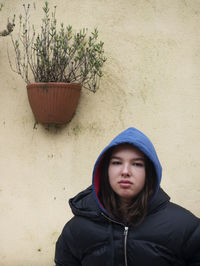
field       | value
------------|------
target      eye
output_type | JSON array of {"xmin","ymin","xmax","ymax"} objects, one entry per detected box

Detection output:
[
  {"xmin": 133, "ymin": 162, "xmax": 144, "ymax": 167},
  {"xmin": 111, "ymin": 161, "xmax": 121, "ymax": 165}
]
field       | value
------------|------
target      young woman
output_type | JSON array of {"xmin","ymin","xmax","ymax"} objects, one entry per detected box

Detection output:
[{"xmin": 55, "ymin": 127, "xmax": 200, "ymax": 266}]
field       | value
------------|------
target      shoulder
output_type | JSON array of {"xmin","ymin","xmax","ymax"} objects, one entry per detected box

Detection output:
[
  {"xmin": 62, "ymin": 214, "xmax": 106, "ymax": 240},
  {"xmin": 166, "ymin": 202, "xmax": 199, "ymax": 227},
  {"xmin": 140, "ymin": 200, "xmax": 200, "ymax": 255},
  {"xmin": 61, "ymin": 216, "xmax": 86, "ymax": 237},
  {"xmin": 148, "ymin": 188, "xmax": 199, "ymax": 230},
  {"xmin": 166, "ymin": 203, "xmax": 200, "ymax": 260},
  {"xmin": 59, "ymin": 214, "xmax": 109, "ymax": 258},
  {"xmin": 165, "ymin": 202, "xmax": 200, "ymax": 253},
  {"xmin": 144, "ymin": 200, "xmax": 199, "ymax": 237},
  {"xmin": 59, "ymin": 216, "xmax": 90, "ymax": 251},
  {"xmin": 150, "ymin": 188, "xmax": 199, "ymax": 229}
]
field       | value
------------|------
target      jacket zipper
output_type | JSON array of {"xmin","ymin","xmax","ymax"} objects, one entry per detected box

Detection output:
[
  {"xmin": 101, "ymin": 213, "xmax": 129, "ymax": 266},
  {"xmin": 124, "ymin": 227, "xmax": 129, "ymax": 266}
]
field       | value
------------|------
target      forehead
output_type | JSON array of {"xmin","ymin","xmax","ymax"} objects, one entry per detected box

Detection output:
[{"xmin": 111, "ymin": 143, "xmax": 144, "ymax": 157}]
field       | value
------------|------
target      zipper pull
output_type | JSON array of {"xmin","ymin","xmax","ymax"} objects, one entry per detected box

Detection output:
[{"xmin": 124, "ymin": 226, "xmax": 129, "ymax": 235}]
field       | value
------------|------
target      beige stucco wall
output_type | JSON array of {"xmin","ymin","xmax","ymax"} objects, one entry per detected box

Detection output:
[{"xmin": 0, "ymin": 0, "xmax": 200, "ymax": 265}]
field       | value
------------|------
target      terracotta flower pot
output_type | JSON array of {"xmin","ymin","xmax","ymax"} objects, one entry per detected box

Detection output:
[{"xmin": 27, "ymin": 82, "xmax": 82, "ymax": 125}]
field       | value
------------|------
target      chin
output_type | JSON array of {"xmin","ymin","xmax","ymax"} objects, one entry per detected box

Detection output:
[{"xmin": 120, "ymin": 193, "xmax": 136, "ymax": 201}]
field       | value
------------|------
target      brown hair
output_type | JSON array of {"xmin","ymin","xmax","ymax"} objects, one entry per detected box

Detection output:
[{"xmin": 98, "ymin": 145, "xmax": 157, "ymax": 226}]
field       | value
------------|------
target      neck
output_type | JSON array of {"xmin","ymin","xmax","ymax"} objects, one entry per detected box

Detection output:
[{"xmin": 117, "ymin": 197, "xmax": 132, "ymax": 224}]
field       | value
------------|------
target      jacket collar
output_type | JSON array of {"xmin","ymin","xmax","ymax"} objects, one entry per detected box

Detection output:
[
  {"xmin": 69, "ymin": 186, "xmax": 170, "ymax": 220},
  {"xmin": 147, "ymin": 187, "xmax": 170, "ymax": 215}
]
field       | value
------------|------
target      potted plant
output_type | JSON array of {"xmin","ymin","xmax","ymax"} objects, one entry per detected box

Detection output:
[{"xmin": 8, "ymin": 2, "xmax": 106, "ymax": 125}]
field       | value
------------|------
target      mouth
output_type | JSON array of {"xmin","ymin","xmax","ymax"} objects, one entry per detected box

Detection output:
[
  {"xmin": 119, "ymin": 180, "xmax": 132, "ymax": 184},
  {"xmin": 118, "ymin": 180, "xmax": 133, "ymax": 188}
]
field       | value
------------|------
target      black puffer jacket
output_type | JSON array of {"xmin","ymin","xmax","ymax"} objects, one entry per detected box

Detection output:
[
  {"xmin": 55, "ymin": 128, "xmax": 200, "ymax": 265},
  {"xmin": 55, "ymin": 186, "xmax": 200, "ymax": 266}
]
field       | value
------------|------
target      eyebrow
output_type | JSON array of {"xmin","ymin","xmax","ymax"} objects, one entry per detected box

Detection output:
[{"xmin": 110, "ymin": 156, "xmax": 145, "ymax": 161}]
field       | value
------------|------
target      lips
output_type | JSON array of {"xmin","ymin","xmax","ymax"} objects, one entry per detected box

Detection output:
[{"xmin": 118, "ymin": 180, "xmax": 133, "ymax": 188}]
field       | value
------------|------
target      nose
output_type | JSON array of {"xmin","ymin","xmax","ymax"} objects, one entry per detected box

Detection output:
[{"xmin": 121, "ymin": 163, "xmax": 131, "ymax": 177}]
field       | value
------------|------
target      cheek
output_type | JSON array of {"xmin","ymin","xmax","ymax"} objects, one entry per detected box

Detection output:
[
  {"xmin": 139, "ymin": 171, "xmax": 146, "ymax": 187},
  {"xmin": 134, "ymin": 168, "xmax": 146, "ymax": 184}
]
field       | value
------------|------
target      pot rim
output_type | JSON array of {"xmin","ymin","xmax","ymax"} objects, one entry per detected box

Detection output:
[{"xmin": 27, "ymin": 82, "xmax": 82, "ymax": 89}]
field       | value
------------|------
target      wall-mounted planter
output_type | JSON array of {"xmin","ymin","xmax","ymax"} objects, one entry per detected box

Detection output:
[{"xmin": 27, "ymin": 82, "xmax": 82, "ymax": 125}]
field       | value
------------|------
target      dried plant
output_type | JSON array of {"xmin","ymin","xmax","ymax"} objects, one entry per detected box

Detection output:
[
  {"xmin": 8, "ymin": 2, "xmax": 106, "ymax": 92},
  {"xmin": 0, "ymin": 4, "xmax": 15, "ymax": 37}
]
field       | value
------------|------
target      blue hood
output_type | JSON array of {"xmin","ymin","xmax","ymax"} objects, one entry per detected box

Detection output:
[{"xmin": 92, "ymin": 127, "xmax": 162, "ymax": 213}]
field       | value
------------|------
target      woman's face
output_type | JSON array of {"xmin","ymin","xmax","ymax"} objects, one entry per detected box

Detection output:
[{"xmin": 108, "ymin": 144, "xmax": 146, "ymax": 202}]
